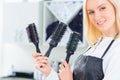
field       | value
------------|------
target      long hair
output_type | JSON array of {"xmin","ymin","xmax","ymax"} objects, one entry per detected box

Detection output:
[{"xmin": 83, "ymin": 0, "xmax": 120, "ymax": 46}]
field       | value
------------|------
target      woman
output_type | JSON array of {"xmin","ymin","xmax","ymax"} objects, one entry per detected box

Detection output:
[{"xmin": 32, "ymin": 0, "xmax": 120, "ymax": 80}]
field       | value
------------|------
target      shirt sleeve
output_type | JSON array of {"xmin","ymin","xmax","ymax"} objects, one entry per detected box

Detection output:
[
  {"xmin": 103, "ymin": 48, "xmax": 120, "ymax": 80},
  {"xmin": 44, "ymin": 69, "xmax": 59, "ymax": 80}
]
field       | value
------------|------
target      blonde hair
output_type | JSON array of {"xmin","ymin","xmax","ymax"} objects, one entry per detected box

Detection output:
[{"xmin": 83, "ymin": 0, "xmax": 120, "ymax": 46}]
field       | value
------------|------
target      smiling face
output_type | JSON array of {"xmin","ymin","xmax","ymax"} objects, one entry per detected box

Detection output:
[{"xmin": 86, "ymin": 0, "xmax": 117, "ymax": 36}]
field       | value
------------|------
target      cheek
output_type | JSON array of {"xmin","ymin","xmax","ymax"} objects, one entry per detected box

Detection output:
[
  {"xmin": 106, "ymin": 9, "xmax": 116, "ymax": 21},
  {"xmin": 89, "ymin": 16, "xmax": 97, "ymax": 25},
  {"xmin": 106, "ymin": 12, "xmax": 116, "ymax": 24}
]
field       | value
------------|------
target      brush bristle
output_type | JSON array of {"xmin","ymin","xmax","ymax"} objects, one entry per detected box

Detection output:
[
  {"xmin": 49, "ymin": 22, "xmax": 67, "ymax": 47},
  {"xmin": 26, "ymin": 23, "xmax": 39, "ymax": 44},
  {"xmin": 66, "ymin": 32, "xmax": 80, "ymax": 55}
]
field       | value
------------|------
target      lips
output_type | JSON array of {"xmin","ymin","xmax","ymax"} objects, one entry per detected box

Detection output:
[{"xmin": 97, "ymin": 20, "xmax": 106, "ymax": 26}]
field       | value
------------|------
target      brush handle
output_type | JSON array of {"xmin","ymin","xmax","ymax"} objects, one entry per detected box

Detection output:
[
  {"xmin": 35, "ymin": 43, "xmax": 41, "ymax": 53},
  {"xmin": 65, "ymin": 53, "xmax": 72, "ymax": 63},
  {"xmin": 44, "ymin": 45, "xmax": 54, "ymax": 57}
]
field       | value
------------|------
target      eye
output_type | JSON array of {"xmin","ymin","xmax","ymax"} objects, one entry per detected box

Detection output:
[
  {"xmin": 88, "ymin": 11, "xmax": 94, "ymax": 15},
  {"xmin": 100, "ymin": 6, "xmax": 106, "ymax": 11}
]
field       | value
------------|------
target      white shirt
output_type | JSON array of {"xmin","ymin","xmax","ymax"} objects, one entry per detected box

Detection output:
[{"xmin": 44, "ymin": 37, "xmax": 120, "ymax": 80}]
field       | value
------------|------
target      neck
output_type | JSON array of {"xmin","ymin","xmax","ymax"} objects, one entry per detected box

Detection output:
[
  {"xmin": 103, "ymin": 32, "xmax": 118, "ymax": 37},
  {"xmin": 102, "ymin": 32, "xmax": 119, "ymax": 40},
  {"xmin": 102, "ymin": 26, "xmax": 119, "ymax": 37}
]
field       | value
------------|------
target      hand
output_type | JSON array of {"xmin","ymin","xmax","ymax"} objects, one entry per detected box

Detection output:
[
  {"xmin": 32, "ymin": 53, "xmax": 52, "ymax": 77},
  {"xmin": 58, "ymin": 60, "xmax": 73, "ymax": 80}
]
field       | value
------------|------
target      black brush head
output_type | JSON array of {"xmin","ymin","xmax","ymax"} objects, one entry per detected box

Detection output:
[
  {"xmin": 26, "ymin": 23, "xmax": 39, "ymax": 45},
  {"xmin": 66, "ymin": 32, "xmax": 80, "ymax": 55},
  {"xmin": 49, "ymin": 22, "xmax": 67, "ymax": 47}
]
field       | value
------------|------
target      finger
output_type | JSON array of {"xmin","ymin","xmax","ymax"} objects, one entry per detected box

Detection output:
[
  {"xmin": 35, "ymin": 56, "xmax": 48, "ymax": 62},
  {"xmin": 59, "ymin": 64, "xmax": 65, "ymax": 71},
  {"xmin": 62, "ymin": 60, "xmax": 70, "ymax": 68},
  {"xmin": 36, "ymin": 59, "xmax": 48, "ymax": 65},
  {"xmin": 59, "ymin": 69, "xmax": 62, "ymax": 73},
  {"xmin": 60, "ymin": 59, "xmax": 66, "ymax": 67},
  {"xmin": 35, "ymin": 63, "xmax": 46, "ymax": 69},
  {"xmin": 33, "ymin": 54, "xmax": 48, "ymax": 63},
  {"xmin": 32, "ymin": 53, "xmax": 42, "ymax": 58},
  {"xmin": 35, "ymin": 57, "xmax": 50, "ymax": 66}
]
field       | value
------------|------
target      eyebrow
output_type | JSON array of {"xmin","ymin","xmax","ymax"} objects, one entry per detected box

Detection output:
[
  {"xmin": 87, "ymin": 3, "xmax": 106, "ymax": 11},
  {"xmin": 97, "ymin": 4, "xmax": 105, "ymax": 9}
]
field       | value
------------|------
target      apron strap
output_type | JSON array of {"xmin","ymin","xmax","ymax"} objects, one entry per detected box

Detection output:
[
  {"xmin": 101, "ymin": 39, "xmax": 115, "ymax": 58},
  {"xmin": 101, "ymin": 33, "xmax": 119, "ymax": 59}
]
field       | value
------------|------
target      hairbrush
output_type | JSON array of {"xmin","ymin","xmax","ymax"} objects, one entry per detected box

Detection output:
[
  {"xmin": 65, "ymin": 32, "xmax": 80, "ymax": 63},
  {"xmin": 45, "ymin": 21, "xmax": 67, "ymax": 57},
  {"xmin": 26, "ymin": 23, "xmax": 41, "ymax": 53}
]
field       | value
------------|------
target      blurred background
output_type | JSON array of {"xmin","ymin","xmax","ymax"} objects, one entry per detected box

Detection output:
[{"xmin": 0, "ymin": 0, "xmax": 88, "ymax": 80}]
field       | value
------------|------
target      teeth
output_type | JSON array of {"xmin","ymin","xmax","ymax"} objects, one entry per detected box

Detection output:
[
  {"xmin": 98, "ymin": 22, "xmax": 103, "ymax": 25},
  {"xmin": 97, "ymin": 21, "xmax": 105, "ymax": 25}
]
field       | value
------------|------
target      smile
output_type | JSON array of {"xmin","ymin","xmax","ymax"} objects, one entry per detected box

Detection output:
[{"xmin": 97, "ymin": 20, "xmax": 106, "ymax": 26}]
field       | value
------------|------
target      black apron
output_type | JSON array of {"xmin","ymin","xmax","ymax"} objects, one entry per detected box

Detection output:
[{"xmin": 73, "ymin": 35, "xmax": 117, "ymax": 80}]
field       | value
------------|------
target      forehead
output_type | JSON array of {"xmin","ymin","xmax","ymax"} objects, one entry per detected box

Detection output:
[{"xmin": 86, "ymin": 0, "xmax": 109, "ymax": 9}]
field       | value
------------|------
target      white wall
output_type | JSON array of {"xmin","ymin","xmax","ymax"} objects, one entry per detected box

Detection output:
[
  {"xmin": 2, "ymin": 0, "xmax": 87, "ymax": 77},
  {"xmin": 2, "ymin": 2, "xmax": 43, "ymax": 77},
  {"xmin": 0, "ymin": 0, "xmax": 4, "ymax": 77}
]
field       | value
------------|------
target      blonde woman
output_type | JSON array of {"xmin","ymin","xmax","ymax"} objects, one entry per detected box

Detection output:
[{"xmin": 33, "ymin": 0, "xmax": 120, "ymax": 80}]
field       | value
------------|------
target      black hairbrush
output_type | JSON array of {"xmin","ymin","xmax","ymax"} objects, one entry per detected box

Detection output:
[
  {"xmin": 45, "ymin": 21, "xmax": 67, "ymax": 57},
  {"xmin": 26, "ymin": 23, "xmax": 41, "ymax": 53},
  {"xmin": 65, "ymin": 32, "xmax": 80, "ymax": 63}
]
